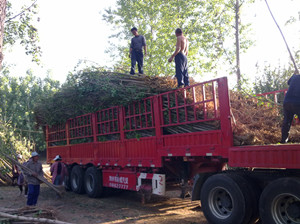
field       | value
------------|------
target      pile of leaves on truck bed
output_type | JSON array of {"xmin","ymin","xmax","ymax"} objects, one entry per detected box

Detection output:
[
  {"xmin": 34, "ymin": 69, "xmax": 300, "ymax": 146},
  {"xmin": 230, "ymin": 91, "xmax": 300, "ymax": 145}
]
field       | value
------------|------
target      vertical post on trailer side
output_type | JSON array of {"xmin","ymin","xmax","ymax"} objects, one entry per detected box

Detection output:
[
  {"xmin": 218, "ymin": 77, "xmax": 233, "ymax": 156},
  {"xmin": 66, "ymin": 120, "xmax": 70, "ymax": 146},
  {"xmin": 91, "ymin": 113, "xmax": 97, "ymax": 143},
  {"xmin": 119, "ymin": 106, "xmax": 126, "ymax": 166}
]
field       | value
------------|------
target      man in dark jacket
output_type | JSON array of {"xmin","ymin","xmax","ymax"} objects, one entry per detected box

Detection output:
[
  {"xmin": 129, "ymin": 27, "xmax": 147, "ymax": 75},
  {"xmin": 281, "ymin": 74, "xmax": 300, "ymax": 143},
  {"xmin": 24, "ymin": 152, "xmax": 43, "ymax": 206}
]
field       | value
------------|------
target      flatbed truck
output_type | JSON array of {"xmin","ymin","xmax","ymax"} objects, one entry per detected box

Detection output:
[{"xmin": 46, "ymin": 77, "xmax": 300, "ymax": 224}]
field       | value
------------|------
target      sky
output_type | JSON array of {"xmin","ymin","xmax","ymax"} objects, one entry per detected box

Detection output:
[{"xmin": 3, "ymin": 0, "xmax": 300, "ymax": 85}]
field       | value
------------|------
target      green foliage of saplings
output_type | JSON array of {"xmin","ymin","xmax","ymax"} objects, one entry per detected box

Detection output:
[{"xmin": 34, "ymin": 68, "xmax": 176, "ymax": 126}]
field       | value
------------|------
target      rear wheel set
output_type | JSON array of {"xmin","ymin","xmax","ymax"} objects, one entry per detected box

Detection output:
[
  {"xmin": 70, "ymin": 165, "xmax": 104, "ymax": 198},
  {"xmin": 200, "ymin": 174, "xmax": 300, "ymax": 224},
  {"xmin": 200, "ymin": 173, "xmax": 259, "ymax": 224},
  {"xmin": 259, "ymin": 177, "xmax": 300, "ymax": 224}
]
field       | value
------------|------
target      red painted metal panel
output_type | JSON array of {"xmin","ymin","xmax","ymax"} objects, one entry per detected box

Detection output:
[
  {"xmin": 69, "ymin": 143, "xmax": 94, "ymax": 159},
  {"xmin": 125, "ymin": 137, "xmax": 156, "ymax": 158},
  {"xmin": 163, "ymin": 131, "xmax": 222, "ymax": 147},
  {"xmin": 47, "ymin": 146, "xmax": 70, "ymax": 163},
  {"xmin": 229, "ymin": 144, "xmax": 300, "ymax": 169}
]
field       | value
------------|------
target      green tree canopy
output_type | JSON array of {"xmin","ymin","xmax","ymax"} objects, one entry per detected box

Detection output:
[
  {"xmin": 103, "ymin": 0, "xmax": 254, "ymax": 77},
  {"xmin": 4, "ymin": 0, "xmax": 41, "ymax": 63},
  {"xmin": 0, "ymin": 72, "xmax": 60, "ymax": 151}
]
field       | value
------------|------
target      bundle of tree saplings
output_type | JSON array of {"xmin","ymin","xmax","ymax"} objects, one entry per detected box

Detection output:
[
  {"xmin": 34, "ymin": 69, "xmax": 299, "ymax": 146},
  {"xmin": 34, "ymin": 71, "xmax": 178, "ymax": 126}
]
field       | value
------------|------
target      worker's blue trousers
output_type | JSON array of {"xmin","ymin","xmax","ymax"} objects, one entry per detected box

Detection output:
[
  {"xmin": 130, "ymin": 50, "xmax": 144, "ymax": 74},
  {"xmin": 175, "ymin": 52, "xmax": 189, "ymax": 87},
  {"xmin": 27, "ymin": 184, "xmax": 40, "ymax": 206}
]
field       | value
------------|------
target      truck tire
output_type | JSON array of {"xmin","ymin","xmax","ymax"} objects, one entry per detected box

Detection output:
[
  {"xmin": 64, "ymin": 166, "xmax": 72, "ymax": 191},
  {"xmin": 200, "ymin": 173, "xmax": 253, "ymax": 224},
  {"xmin": 84, "ymin": 166, "xmax": 103, "ymax": 198},
  {"xmin": 259, "ymin": 177, "xmax": 300, "ymax": 224},
  {"xmin": 70, "ymin": 165, "xmax": 85, "ymax": 194},
  {"xmin": 243, "ymin": 177, "xmax": 261, "ymax": 224}
]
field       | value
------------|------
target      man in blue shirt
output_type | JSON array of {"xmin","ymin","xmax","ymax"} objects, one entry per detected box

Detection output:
[
  {"xmin": 281, "ymin": 74, "xmax": 300, "ymax": 143},
  {"xmin": 129, "ymin": 27, "xmax": 147, "ymax": 75}
]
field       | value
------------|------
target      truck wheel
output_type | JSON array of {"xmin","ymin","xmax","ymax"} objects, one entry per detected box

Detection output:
[
  {"xmin": 64, "ymin": 166, "xmax": 72, "ymax": 191},
  {"xmin": 243, "ymin": 177, "xmax": 261, "ymax": 224},
  {"xmin": 200, "ymin": 173, "xmax": 253, "ymax": 224},
  {"xmin": 84, "ymin": 166, "xmax": 103, "ymax": 198},
  {"xmin": 70, "ymin": 165, "xmax": 85, "ymax": 194},
  {"xmin": 259, "ymin": 177, "xmax": 300, "ymax": 224}
]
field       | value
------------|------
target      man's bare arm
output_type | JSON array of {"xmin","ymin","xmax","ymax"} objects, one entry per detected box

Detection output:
[
  {"xmin": 144, "ymin": 45, "xmax": 147, "ymax": 56},
  {"xmin": 168, "ymin": 37, "xmax": 181, "ymax": 62}
]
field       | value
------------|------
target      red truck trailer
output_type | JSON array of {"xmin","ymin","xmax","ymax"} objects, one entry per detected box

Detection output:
[{"xmin": 46, "ymin": 77, "xmax": 300, "ymax": 224}]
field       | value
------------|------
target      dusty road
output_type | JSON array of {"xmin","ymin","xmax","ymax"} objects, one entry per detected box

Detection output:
[{"xmin": 0, "ymin": 185, "xmax": 209, "ymax": 224}]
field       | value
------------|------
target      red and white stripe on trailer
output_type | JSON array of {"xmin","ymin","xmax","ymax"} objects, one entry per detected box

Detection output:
[{"xmin": 136, "ymin": 173, "xmax": 166, "ymax": 196}]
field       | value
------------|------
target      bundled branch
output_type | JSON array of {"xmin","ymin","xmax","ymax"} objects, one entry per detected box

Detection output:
[
  {"xmin": 0, "ymin": 207, "xmax": 73, "ymax": 224},
  {"xmin": 34, "ymin": 71, "xmax": 178, "ymax": 126},
  {"xmin": 0, "ymin": 157, "xmax": 13, "ymax": 185},
  {"xmin": 3, "ymin": 154, "xmax": 63, "ymax": 196}
]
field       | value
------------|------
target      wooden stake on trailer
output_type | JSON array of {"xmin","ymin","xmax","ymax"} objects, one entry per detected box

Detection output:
[
  {"xmin": 3, "ymin": 154, "xmax": 63, "ymax": 196},
  {"xmin": 264, "ymin": 0, "xmax": 299, "ymax": 75}
]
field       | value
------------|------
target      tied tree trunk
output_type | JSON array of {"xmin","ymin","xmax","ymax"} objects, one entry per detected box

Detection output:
[
  {"xmin": 0, "ymin": 0, "xmax": 5, "ymax": 69},
  {"xmin": 264, "ymin": 0, "xmax": 299, "ymax": 75},
  {"xmin": 235, "ymin": 0, "xmax": 241, "ymax": 90}
]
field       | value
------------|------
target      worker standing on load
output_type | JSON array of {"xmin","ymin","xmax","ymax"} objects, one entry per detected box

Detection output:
[
  {"xmin": 168, "ymin": 28, "xmax": 189, "ymax": 88},
  {"xmin": 129, "ymin": 27, "xmax": 147, "ymax": 75},
  {"xmin": 24, "ymin": 152, "xmax": 43, "ymax": 206},
  {"xmin": 281, "ymin": 73, "xmax": 300, "ymax": 143}
]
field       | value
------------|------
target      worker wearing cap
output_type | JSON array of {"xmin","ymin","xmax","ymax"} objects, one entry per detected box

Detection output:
[
  {"xmin": 281, "ymin": 73, "xmax": 300, "ymax": 143},
  {"xmin": 50, "ymin": 155, "xmax": 67, "ymax": 186},
  {"xmin": 24, "ymin": 152, "xmax": 43, "ymax": 206},
  {"xmin": 129, "ymin": 27, "xmax": 147, "ymax": 75}
]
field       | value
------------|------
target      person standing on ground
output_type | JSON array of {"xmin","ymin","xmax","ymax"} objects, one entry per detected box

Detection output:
[
  {"xmin": 129, "ymin": 27, "xmax": 147, "ymax": 75},
  {"xmin": 50, "ymin": 155, "xmax": 67, "ymax": 186},
  {"xmin": 11, "ymin": 155, "xmax": 21, "ymax": 186},
  {"xmin": 281, "ymin": 73, "xmax": 300, "ymax": 143},
  {"xmin": 16, "ymin": 154, "xmax": 28, "ymax": 197},
  {"xmin": 24, "ymin": 152, "xmax": 43, "ymax": 206},
  {"xmin": 168, "ymin": 28, "xmax": 189, "ymax": 88}
]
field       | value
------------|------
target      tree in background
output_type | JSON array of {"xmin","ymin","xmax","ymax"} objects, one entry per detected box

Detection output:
[
  {"xmin": 231, "ymin": 0, "xmax": 255, "ymax": 90},
  {"xmin": 103, "ymin": 0, "xmax": 248, "ymax": 77},
  {"xmin": 4, "ymin": 0, "xmax": 41, "ymax": 63},
  {"xmin": 0, "ymin": 72, "xmax": 60, "ymax": 151},
  {"xmin": 0, "ymin": 0, "xmax": 6, "ymax": 68},
  {"xmin": 0, "ymin": 0, "xmax": 40, "ymax": 68}
]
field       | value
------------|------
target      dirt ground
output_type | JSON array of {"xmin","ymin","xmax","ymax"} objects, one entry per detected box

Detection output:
[{"xmin": 0, "ymin": 183, "xmax": 209, "ymax": 224}]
